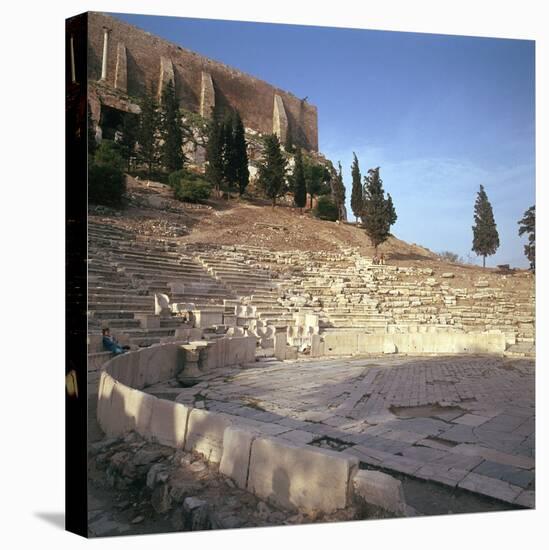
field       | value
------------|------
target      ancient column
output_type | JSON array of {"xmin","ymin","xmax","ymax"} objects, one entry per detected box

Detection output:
[
  {"xmin": 114, "ymin": 42, "xmax": 127, "ymax": 92},
  {"xmin": 200, "ymin": 72, "xmax": 215, "ymax": 118},
  {"xmin": 273, "ymin": 94, "xmax": 288, "ymax": 144},
  {"xmin": 69, "ymin": 35, "xmax": 77, "ymax": 84},
  {"xmin": 100, "ymin": 28, "xmax": 110, "ymax": 81}
]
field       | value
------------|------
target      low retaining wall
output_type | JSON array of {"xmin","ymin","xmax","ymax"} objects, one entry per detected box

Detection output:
[
  {"xmin": 96, "ymin": 337, "xmax": 359, "ymax": 513},
  {"xmin": 312, "ymin": 331, "xmax": 507, "ymax": 357}
]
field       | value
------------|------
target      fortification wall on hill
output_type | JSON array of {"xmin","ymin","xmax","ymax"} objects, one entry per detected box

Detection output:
[{"xmin": 87, "ymin": 12, "xmax": 319, "ymax": 151}]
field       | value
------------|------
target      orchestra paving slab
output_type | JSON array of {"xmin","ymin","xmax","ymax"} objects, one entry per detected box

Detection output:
[{"xmin": 172, "ymin": 354, "xmax": 535, "ymax": 505}]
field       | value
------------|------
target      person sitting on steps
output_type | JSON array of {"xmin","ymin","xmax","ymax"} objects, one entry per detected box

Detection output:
[{"xmin": 102, "ymin": 328, "xmax": 130, "ymax": 355}]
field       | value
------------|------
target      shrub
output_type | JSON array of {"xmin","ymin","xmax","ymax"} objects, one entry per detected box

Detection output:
[
  {"xmin": 439, "ymin": 250, "xmax": 463, "ymax": 263},
  {"xmin": 314, "ymin": 196, "xmax": 339, "ymax": 221},
  {"xmin": 88, "ymin": 163, "xmax": 126, "ymax": 207},
  {"xmin": 168, "ymin": 169, "xmax": 188, "ymax": 188},
  {"xmin": 93, "ymin": 140, "xmax": 126, "ymax": 173},
  {"xmin": 170, "ymin": 170, "xmax": 212, "ymax": 203}
]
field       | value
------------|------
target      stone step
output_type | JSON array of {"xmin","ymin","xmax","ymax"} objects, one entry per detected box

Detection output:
[
  {"xmin": 89, "ymin": 310, "xmax": 136, "ymax": 319},
  {"xmin": 88, "ymin": 294, "xmax": 154, "ymax": 303},
  {"xmin": 88, "ymin": 302, "xmax": 154, "ymax": 312}
]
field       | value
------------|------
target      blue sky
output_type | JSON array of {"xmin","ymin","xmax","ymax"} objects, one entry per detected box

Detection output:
[{"xmin": 113, "ymin": 12, "xmax": 535, "ymax": 267}]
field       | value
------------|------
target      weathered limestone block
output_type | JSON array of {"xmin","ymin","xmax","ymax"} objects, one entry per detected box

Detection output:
[
  {"xmin": 147, "ymin": 399, "xmax": 191, "ymax": 448},
  {"xmin": 126, "ymin": 388, "xmax": 156, "ymax": 436},
  {"xmin": 199, "ymin": 71, "xmax": 215, "ymax": 118},
  {"xmin": 220, "ymin": 426, "xmax": 260, "ymax": 489},
  {"xmin": 274, "ymin": 329, "xmax": 287, "ymax": 360},
  {"xmin": 170, "ymin": 302, "xmax": 196, "ymax": 314},
  {"xmin": 273, "ymin": 94, "xmax": 288, "ymax": 144},
  {"xmin": 184, "ymin": 409, "xmax": 233, "ymax": 463},
  {"xmin": 134, "ymin": 314, "xmax": 160, "ymax": 329},
  {"xmin": 247, "ymin": 437, "xmax": 358, "ymax": 513},
  {"xmin": 227, "ymin": 326, "xmax": 245, "ymax": 337},
  {"xmin": 383, "ymin": 341, "xmax": 397, "ymax": 354},
  {"xmin": 352, "ymin": 470, "xmax": 408, "ymax": 516},
  {"xmin": 157, "ymin": 56, "xmax": 175, "ymax": 100},
  {"xmin": 223, "ymin": 314, "xmax": 237, "ymax": 326},
  {"xmin": 114, "ymin": 42, "xmax": 127, "ymax": 92},
  {"xmin": 154, "ymin": 293, "xmax": 171, "ymax": 316},
  {"xmin": 193, "ymin": 310, "xmax": 224, "ymax": 328}
]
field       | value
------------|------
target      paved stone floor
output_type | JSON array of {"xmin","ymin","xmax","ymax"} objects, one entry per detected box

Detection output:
[{"xmin": 164, "ymin": 354, "xmax": 535, "ymax": 507}]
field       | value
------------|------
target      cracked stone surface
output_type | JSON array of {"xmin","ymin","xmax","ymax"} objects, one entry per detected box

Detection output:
[{"xmin": 158, "ymin": 354, "xmax": 535, "ymax": 505}]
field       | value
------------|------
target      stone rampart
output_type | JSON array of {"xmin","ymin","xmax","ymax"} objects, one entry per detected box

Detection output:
[{"xmin": 87, "ymin": 12, "xmax": 318, "ymax": 150}]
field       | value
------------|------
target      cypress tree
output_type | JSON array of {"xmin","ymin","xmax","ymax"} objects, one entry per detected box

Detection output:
[
  {"xmin": 233, "ymin": 111, "xmax": 249, "ymax": 196},
  {"xmin": 304, "ymin": 159, "xmax": 326, "ymax": 210},
  {"xmin": 285, "ymin": 129, "xmax": 295, "ymax": 154},
  {"xmin": 386, "ymin": 193, "xmax": 397, "ymax": 226},
  {"xmin": 137, "ymin": 90, "xmax": 160, "ymax": 176},
  {"xmin": 160, "ymin": 81, "xmax": 184, "ymax": 172},
  {"xmin": 518, "ymin": 205, "xmax": 535, "ymax": 271},
  {"xmin": 222, "ymin": 111, "xmax": 238, "ymax": 193},
  {"xmin": 332, "ymin": 161, "xmax": 346, "ymax": 221},
  {"xmin": 118, "ymin": 114, "xmax": 139, "ymax": 171},
  {"xmin": 258, "ymin": 134, "xmax": 287, "ymax": 207},
  {"xmin": 293, "ymin": 147, "xmax": 307, "ymax": 212},
  {"xmin": 362, "ymin": 167, "xmax": 396, "ymax": 253},
  {"xmin": 350, "ymin": 152, "xmax": 363, "ymax": 223},
  {"xmin": 472, "ymin": 184, "xmax": 500, "ymax": 268},
  {"xmin": 205, "ymin": 110, "xmax": 224, "ymax": 195}
]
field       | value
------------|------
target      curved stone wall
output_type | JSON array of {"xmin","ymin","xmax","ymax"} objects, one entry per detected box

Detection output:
[{"xmin": 96, "ymin": 340, "xmax": 359, "ymax": 513}]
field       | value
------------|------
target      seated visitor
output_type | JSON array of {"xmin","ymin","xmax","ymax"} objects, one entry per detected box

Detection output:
[{"xmin": 102, "ymin": 328, "xmax": 129, "ymax": 355}]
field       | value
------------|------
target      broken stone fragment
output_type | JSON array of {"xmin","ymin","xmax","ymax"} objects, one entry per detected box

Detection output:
[
  {"xmin": 151, "ymin": 483, "xmax": 172, "ymax": 514},
  {"xmin": 352, "ymin": 470, "xmax": 408, "ymax": 516},
  {"xmin": 183, "ymin": 497, "xmax": 211, "ymax": 530}
]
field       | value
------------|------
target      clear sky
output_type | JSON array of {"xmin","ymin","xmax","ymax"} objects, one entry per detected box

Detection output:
[{"xmin": 112, "ymin": 12, "xmax": 535, "ymax": 267}]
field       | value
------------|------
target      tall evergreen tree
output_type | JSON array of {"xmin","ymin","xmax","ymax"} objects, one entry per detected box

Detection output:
[
  {"xmin": 284, "ymin": 129, "xmax": 295, "ymax": 154},
  {"xmin": 386, "ymin": 193, "xmax": 397, "ymax": 226},
  {"xmin": 332, "ymin": 161, "xmax": 346, "ymax": 221},
  {"xmin": 233, "ymin": 111, "xmax": 249, "ymax": 196},
  {"xmin": 350, "ymin": 152, "xmax": 363, "ymax": 223},
  {"xmin": 472, "ymin": 184, "xmax": 500, "ymax": 268},
  {"xmin": 258, "ymin": 134, "xmax": 287, "ymax": 207},
  {"xmin": 362, "ymin": 167, "xmax": 396, "ymax": 253},
  {"xmin": 292, "ymin": 147, "xmax": 307, "ymax": 212},
  {"xmin": 205, "ymin": 110, "xmax": 225, "ymax": 195},
  {"xmin": 518, "ymin": 205, "xmax": 535, "ymax": 271},
  {"xmin": 160, "ymin": 81, "xmax": 184, "ymax": 172},
  {"xmin": 222, "ymin": 111, "xmax": 238, "ymax": 192},
  {"xmin": 304, "ymin": 159, "xmax": 327, "ymax": 209},
  {"xmin": 118, "ymin": 114, "xmax": 139, "ymax": 171},
  {"xmin": 137, "ymin": 90, "xmax": 160, "ymax": 176}
]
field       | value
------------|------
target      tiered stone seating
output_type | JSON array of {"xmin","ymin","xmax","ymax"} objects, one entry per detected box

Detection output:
[
  {"xmin": 88, "ymin": 220, "xmax": 235, "ymax": 347},
  {"xmin": 88, "ymin": 217, "xmax": 535, "ymax": 359}
]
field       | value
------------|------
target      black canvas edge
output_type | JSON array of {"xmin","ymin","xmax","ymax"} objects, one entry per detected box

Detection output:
[{"xmin": 65, "ymin": 11, "xmax": 89, "ymax": 538}]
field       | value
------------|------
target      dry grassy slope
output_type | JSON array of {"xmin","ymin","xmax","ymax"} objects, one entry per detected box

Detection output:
[
  {"xmin": 97, "ymin": 177, "xmax": 534, "ymax": 292},
  {"xmin": 182, "ymin": 200, "xmax": 435, "ymax": 258}
]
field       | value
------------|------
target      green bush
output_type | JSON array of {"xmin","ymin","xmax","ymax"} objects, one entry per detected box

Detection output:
[
  {"xmin": 170, "ymin": 171, "xmax": 212, "ymax": 202},
  {"xmin": 314, "ymin": 196, "xmax": 339, "ymax": 221},
  {"xmin": 93, "ymin": 140, "xmax": 126, "ymax": 173},
  {"xmin": 168, "ymin": 169, "xmax": 188, "ymax": 188},
  {"xmin": 88, "ymin": 163, "xmax": 126, "ymax": 207}
]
